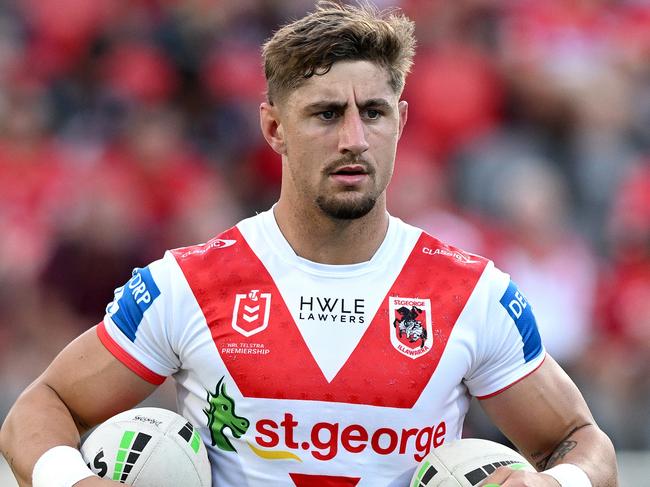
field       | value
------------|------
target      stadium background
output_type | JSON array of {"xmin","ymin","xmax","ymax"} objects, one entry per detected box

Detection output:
[{"xmin": 0, "ymin": 0, "xmax": 649, "ymax": 484}]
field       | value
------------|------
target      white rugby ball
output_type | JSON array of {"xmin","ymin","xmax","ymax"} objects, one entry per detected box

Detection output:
[
  {"xmin": 410, "ymin": 438, "xmax": 535, "ymax": 487},
  {"xmin": 80, "ymin": 407, "xmax": 211, "ymax": 486}
]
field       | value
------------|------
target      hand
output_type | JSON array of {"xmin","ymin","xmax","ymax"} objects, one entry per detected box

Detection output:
[
  {"xmin": 480, "ymin": 466, "xmax": 561, "ymax": 486},
  {"xmin": 73, "ymin": 476, "xmax": 125, "ymax": 486}
]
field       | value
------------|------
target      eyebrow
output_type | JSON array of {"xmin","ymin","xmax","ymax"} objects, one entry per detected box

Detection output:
[{"xmin": 303, "ymin": 98, "xmax": 393, "ymax": 113}]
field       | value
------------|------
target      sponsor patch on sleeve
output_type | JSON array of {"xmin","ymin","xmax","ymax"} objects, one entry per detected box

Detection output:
[
  {"xmin": 106, "ymin": 266, "xmax": 161, "ymax": 342},
  {"xmin": 499, "ymin": 281, "xmax": 542, "ymax": 362}
]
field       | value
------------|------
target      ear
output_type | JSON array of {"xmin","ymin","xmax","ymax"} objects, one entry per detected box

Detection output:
[
  {"xmin": 397, "ymin": 100, "xmax": 408, "ymax": 140},
  {"xmin": 260, "ymin": 102, "xmax": 286, "ymax": 155}
]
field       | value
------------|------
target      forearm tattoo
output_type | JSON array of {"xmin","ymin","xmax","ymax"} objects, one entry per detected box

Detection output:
[
  {"xmin": 532, "ymin": 423, "xmax": 589, "ymax": 470},
  {"xmin": 540, "ymin": 440, "xmax": 577, "ymax": 469}
]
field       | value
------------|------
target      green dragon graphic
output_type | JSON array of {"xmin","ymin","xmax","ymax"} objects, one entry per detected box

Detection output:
[{"xmin": 203, "ymin": 377, "xmax": 250, "ymax": 452}]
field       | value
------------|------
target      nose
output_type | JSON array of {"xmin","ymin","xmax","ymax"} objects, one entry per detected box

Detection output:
[{"xmin": 338, "ymin": 109, "xmax": 369, "ymax": 156}]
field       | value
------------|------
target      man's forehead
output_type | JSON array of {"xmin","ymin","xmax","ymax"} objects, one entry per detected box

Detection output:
[{"xmin": 286, "ymin": 60, "xmax": 396, "ymax": 106}]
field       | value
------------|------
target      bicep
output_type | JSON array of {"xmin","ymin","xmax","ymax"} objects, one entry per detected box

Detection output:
[
  {"xmin": 479, "ymin": 354, "xmax": 594, "ymax": 469},
  {"xmin": 40, "ymin": 326, "xmax": 159, "ymax": 433}
]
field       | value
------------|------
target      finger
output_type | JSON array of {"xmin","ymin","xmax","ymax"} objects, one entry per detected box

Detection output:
[{"xmin": 480, "ymin": 466, "xmax": 515, "ymax": 486}]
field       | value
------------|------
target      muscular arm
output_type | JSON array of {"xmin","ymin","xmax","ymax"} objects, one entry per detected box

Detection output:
[
  {"xmin": 0, "ymin": 326, "xmax": 158, "ymax": 486},
  {"xmin": 479, "ymin": 355, "xmax": 618, "ymax": 486}
]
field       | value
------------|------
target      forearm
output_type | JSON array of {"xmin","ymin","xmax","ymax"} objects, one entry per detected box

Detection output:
[
  {"xmin": 0, "ymin": 381, "xmax": 83, "ymax": 487},
  {"xmin": 534, "ymin": 423, "xmax": 618, "ymax": 487}
]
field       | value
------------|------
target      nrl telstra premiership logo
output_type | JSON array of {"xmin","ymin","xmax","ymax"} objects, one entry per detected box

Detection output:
[{"xmin": 232, "ymin": 289, "xmax": 272, "ymax": 337}]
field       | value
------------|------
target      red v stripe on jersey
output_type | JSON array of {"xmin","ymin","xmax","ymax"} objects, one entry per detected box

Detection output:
[
  {"xmin": 173, "ymin": 229, "xmax": 487, "ymax": 409},
  {"xmin": 173, "ymin": 227, "xmax": 327, "ymax": 401},
  {"xmin": 326, "ymin": 233, "xmax": 487, "ymax": 408},
  {"xmin": 289, "ymin": 473, "xmax": 360, "ymax": 486}
]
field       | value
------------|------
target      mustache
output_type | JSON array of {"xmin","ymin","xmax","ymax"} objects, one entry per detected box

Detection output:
[{"xmin": 324, "ymin": 156, "xmax": 374, "ymax": 174}]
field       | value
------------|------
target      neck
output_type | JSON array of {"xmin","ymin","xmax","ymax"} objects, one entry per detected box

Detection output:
[{"xmin": 273, "ymin": 197, "xmax": 389, "ymax": 265}]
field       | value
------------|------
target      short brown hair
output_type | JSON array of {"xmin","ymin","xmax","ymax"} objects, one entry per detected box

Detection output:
[{"xmin": 262, "ymin": 1, "xmax": 416, "ymax": 105}]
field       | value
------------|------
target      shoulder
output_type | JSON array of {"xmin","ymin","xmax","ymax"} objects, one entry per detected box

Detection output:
[
  {"xmin": 170, "ymin": 213, "xmax": 263, "ymax": 264},
  {"xmin": 411, "ymin": 223, "xmax": 491, "ymax": 272},
  {"xmin": 167, "ymin": 213, "xmax": 271, "ymax": 283},
  {"xmin": 171, "ymin": 229, "xmax": 241, "ymax": 262}
]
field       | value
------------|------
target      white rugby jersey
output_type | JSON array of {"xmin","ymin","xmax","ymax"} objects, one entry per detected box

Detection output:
[{"xmin": 98, "ymin": 208, "xmax": 545, "ymax": 487}]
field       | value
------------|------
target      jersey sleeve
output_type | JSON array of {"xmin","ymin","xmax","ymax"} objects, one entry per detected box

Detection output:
[
  {"xmin": 97, "ymin": 251, "xmax": 183, "ymax": 384},
  {"xmin": 463, "ymin": 262, "xmax": 546, "ymax": 399}
]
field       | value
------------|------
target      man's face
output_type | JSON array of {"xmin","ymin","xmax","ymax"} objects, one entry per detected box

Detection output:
[{"xmin": 270, "ymin": 60, "xmax": 408, "ymax": 220}]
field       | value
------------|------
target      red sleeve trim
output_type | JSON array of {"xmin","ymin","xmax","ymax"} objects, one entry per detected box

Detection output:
[
  {"xmin": 96, "ymin": 321, "xmax": 166, "ymax": 385},
  {"xmin": 476, "ymin": 353, "xmax": 547, "ymax": 400}
]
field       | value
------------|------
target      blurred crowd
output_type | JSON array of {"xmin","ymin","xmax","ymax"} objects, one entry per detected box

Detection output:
[{"xmin": 0, "ymin": 0, "xmax": 649, "ymax": 450}]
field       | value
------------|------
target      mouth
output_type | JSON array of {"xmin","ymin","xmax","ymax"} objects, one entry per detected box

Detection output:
[
  {"xmin": 229, "ymin": 418, "xmax": 250, "ymax": 437},
  {"xmin": 329, "ymin": 164, "xmax": 370, "ymax": 185}
]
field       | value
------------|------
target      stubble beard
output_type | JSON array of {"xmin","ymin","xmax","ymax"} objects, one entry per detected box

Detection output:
[
  {"xmin": 315, "ymin": 161, "xmax": 382, "ymax": 220},
  {"xmin": 315, "ymin": 192, "xmax": 378, "ymax": 220},
  {"xmin": 293, "ymin": 152, "xmax": 384, "ymax": 220}
]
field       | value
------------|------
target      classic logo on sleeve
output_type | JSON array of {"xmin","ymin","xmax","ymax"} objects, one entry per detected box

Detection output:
[
  {"xmin": 232, "ymin": 289, "xmax": 272, "ymax": 337},
  {"xmin": 106, "ymin": 267, "xmax": 161, "ymax": 342},
  {"xmin": 389, "ymin": 297, "xmax": 433, "ymax": 359}
]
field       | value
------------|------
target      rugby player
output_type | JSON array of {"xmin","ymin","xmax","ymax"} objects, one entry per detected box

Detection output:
[{"xmin": 1, "ymin": 2, "xmax": 617, "ymax": 486}]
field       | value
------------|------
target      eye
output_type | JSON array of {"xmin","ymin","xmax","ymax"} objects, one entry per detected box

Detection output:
[
  {"xmin": 318, "ymin": 110, "xmax": 337, "ymax": 121},
  {"xmin": 365, "ymin": 109, "xmax": 382, "ymax": 120}
]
